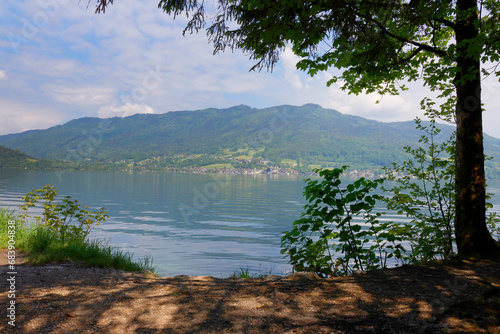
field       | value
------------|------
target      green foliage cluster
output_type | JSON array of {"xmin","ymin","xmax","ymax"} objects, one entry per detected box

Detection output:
[
  {"xmin": 383, "ymin": 119, "xmax": 456, "ymax": 263},
  {"xmin": 0, "ymin": 208, "xmax": 18, "ymax": 248},
  {"xmin": 282, "ymin": 120, "xmax": 500, "ymax": 277},
  {"xmin": 1, "ymin": 201, "xmax": 154, "ymax": 273},
  {"xmin": 19, "ymin": 185, "xmax": 108, "ymax": 243},
  {"xmin": 385, "ymin": 119, "xmax": 500, "ymax": 262},
  {"xmin": 281, "ymin": 167, "xmax": 403, "ymax": 277}
]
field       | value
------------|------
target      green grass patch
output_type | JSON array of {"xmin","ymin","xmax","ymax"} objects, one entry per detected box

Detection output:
[
  {"xmin": 0, "ymin": 207, "xmax": 155, "ymax": 273},
  {"xmin": 234, "ymin": 155, "xmax": 251, "ymax": 160},
  {"xmin": 281, "ymin": 159, "xmax": 298, "ymax": 166},
  {"xmin": 235, "ymin": 149, "xmax": 262, "ymax": 160},
  {"xmin": 201, "ymin": 163, "xmax": 233, "ymax": 169},
  {"xmin": 222, "ymin": 147, "xmax": 263, "ymax": 158},
  {"xmin": 0, "ymin": 208, "xmax": 19, "ymax": 248},
  {"xmin": 308, "ymin": 164, "xmax": 322, "ymax": 170},
  {"xmin": 226, "ymin": 265, "xmax": 275, "ymax": 279}
]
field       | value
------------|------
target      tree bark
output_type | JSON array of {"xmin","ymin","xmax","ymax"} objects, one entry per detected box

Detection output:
[{"xmin": 454, "ymin": 0, "xmax": 500, "ymax": 259}]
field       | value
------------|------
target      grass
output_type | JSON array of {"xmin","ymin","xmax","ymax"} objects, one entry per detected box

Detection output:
[
  {"xmin": 201, "ymin": 163, "xmax": 233, "ymax": 169},
  {"xmin": 0, "ymin": 207, "xmax": 156, "ymax": 273},
  {"xmin": 308, "ymin": 164, "xmax": 322, "ymax": 170},
  {"xmin": 281, "ymin": 159, "xmax": 298, "ymax": 166},
  {"xmin": 227, "ymin": 265, "xmax": 276, "ymax": 279}
]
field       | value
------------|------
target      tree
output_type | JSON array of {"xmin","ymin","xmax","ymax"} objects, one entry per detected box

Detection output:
[{"xmin": 91, "ymin": 0, "xmax": 500, "ymax": 258}]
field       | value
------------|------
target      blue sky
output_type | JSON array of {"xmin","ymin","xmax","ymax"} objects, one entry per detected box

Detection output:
[{"xmin": 1, "ymin": 0, "xmax": 500, "ymax": 138}]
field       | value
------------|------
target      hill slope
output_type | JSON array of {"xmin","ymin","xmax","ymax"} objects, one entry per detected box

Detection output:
[
  {"xmin": 0, "ymin": 145, "xmax": 52, "ymax": 169},
  {"xmin": 1, "ymin": 104, "xmax": 499, "ymax": 174}
]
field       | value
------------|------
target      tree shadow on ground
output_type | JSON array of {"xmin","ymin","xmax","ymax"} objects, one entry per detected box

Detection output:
[{"xmin": 0, "ymin": 256, "xmax": 499, "ymax": 333}]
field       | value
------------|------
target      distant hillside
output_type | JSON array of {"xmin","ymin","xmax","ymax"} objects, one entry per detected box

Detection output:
[
  {"xmin": 0, "ymin": 145, "xmax": 52, "ymax": 169},
  {"xmin": 1, "ymin": 104, "xmax": 499, "ymax": 176}
]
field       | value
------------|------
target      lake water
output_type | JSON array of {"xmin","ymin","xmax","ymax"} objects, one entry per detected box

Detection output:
[
  {"xmin": 0, "ymin": 169, "xmax": 311, "ymax": 277},
  {"xmin": 1, "ymin": 169, "xmax": 499, "ymax": 277}
]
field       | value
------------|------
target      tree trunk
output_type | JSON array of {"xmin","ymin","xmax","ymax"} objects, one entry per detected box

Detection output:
[{"xmin": 454, "ymin": 0, "xmax": 500, "ymax": 259}]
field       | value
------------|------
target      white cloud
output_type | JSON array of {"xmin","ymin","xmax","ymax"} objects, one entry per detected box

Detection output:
[
  {"xmin": 1, "ymin": 0, "xmax": 500, "ymax": 140},
  {"xmin": 0, "ymin": 100, "xmax": 65, "ymax": 135},
  {"xmin": 263, "ymin": 57, "xmax": 423, "ymax": 123},
  {"xmin": 282, "ymin": 49, "xmax": 304, "ymax": 90},
  {"xmin": 43, "ymin": 85, "xmax": 115, "ymax": 105},
  {"xmin": 97, "ymin": 103, "xmax": 155, "ymax": 118}
]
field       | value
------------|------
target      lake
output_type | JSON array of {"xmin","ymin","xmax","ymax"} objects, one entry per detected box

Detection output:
[
  {"xmin": 0, "ymin": 169, "xmax": 311, "ymax": 277},
  {"xmin": 1, "ymin": 169, "xmax": 499, "ymax": 277}
]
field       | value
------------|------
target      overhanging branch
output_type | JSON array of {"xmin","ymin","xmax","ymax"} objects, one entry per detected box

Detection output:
[
  {"xmin": 89, "ymin": 0, "xmax": 114, "ymax": 14},
  {"xmin": 375, "ymin": 22, "xmax": 448, "ymax": 58},
  {"xmin": 354, "ymin": 9, "xmax": 448, "ymax": 58}
]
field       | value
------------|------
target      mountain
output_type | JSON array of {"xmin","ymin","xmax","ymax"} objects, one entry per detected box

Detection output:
[
  {"xmin": 0, "ymin": 104, "xmax": 499, "ymax": 175},
  {"xmin": 0, "ymin": 145, "xmax": 52, "ymax": 169}
]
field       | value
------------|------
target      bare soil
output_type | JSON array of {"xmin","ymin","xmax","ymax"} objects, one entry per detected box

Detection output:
[{"xmin": 1, "ymin": 249, "xmax": 499, "ymax": 333}]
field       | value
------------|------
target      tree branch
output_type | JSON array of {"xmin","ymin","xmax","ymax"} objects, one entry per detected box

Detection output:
[
  {"xmin": 437, "ymin": 18, "xmax": 456, "ymax": 30},
  {"xmin": 375, "ymin": 20, "xmax": 448, "ymax": 58},
  {"xmin": 88, "ymin": 0, "xmax": 113, "ymax": 14},
  {"xmin": 354, "ymin": 9, "xmax": 448, "ymax": 58}
]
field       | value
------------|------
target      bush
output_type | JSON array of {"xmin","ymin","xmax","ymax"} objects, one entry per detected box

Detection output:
[
  {"xmin": 19, "ymin": 184, "xmax": 108, "ymax": 242},
  {"xmin": 282, "ymin": 119, "xmax": 500, "ymax": 277},
  {"xmin": 383, "ymin": 119, "xmax": 456, "ymax": 262},
  {"xmin": 383, "ymin": 119, "xmax": 500, "ymax": 263},
  {"xmin": 281, "ymin": 166, "xmax": 404, "ymax": 277},
  {"xmin": 0, "ymin": 188, "xmax": 155, "ymax": 273}
]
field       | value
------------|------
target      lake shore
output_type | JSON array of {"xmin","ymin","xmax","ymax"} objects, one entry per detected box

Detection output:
[{"xmin": 1, "ymin": 249, "xmax": 499, "ymax": 333}]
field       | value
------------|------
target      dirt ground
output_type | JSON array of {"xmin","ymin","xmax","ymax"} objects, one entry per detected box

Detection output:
[{"xmin": 1, "ymin": 249, "xmax": 499, "ymax": 333}]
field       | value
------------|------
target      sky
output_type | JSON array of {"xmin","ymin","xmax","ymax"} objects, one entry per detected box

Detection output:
[{"xmin": 1, "ymin": 0, "xmax": 500, "ymax": 138}]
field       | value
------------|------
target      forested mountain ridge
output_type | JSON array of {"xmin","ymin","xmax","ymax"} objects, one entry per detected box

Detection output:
[
  {"xmin": 0, "ymin": 145, "xmax": 53, "ymax": 169},
  {"xmin": 1, "ymin": 104, "xmax": 499, "ymax": 175}
]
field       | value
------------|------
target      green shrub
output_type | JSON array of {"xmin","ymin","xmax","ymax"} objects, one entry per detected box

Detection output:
[
  {"xmin": 383, "ymin": 119, "xmax": 456, "ymax": 262},
  {"xmin": 19, "ymin": 184, "xmax": 108, "ymax": 242},
  {"xmin": 281, "ymin": 166, "xmax": 404, "ymax": 277},
  {"xmin": 383, "ymin": 119, "xmax": 500, "ymax": 262},
  {"xmin": 282, "ymin": 119, "xmax": 500, "ymax": 277},
  {"xmin": 0, "ymin": 208, "xmax": 16, "ymax": 248},
  {"xmin": 0, "ymin": 188, "xmax": 155, "ymax": 274}
]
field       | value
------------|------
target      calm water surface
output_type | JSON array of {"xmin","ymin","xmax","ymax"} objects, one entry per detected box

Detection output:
[
  {"xmin": 0, "ymin": 169, "xmax": 309, "ymax": 276},
  {"xmin": 2, "ymin": 169, "xmax": 499, "ymax": 277}
]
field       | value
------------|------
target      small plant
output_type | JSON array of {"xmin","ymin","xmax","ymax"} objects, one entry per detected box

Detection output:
[
  {"xmin": 488, "ymin": 212, "xmax": 500, "ymax": 241},
  {"xmin": 0, "ymin": 208, "xmax": 20, "ymax": 248},
  {"xmin": 229, "ymin": 266, "xmax": 254, "ymax": 279},
  {"xmin": 281, "ymin": 166, "xmax": 404, "ymax": 277},
  {"xmin": 227, "ymin": 264, "xmax": 275, "ymax": 279},
  {"xmin": 19, "ymin": 184, "xmax": 108, "ymax": 242}
]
